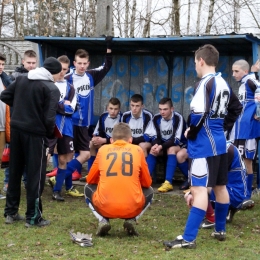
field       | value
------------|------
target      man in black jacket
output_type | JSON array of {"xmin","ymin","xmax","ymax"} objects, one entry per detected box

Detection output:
[{"xmin": 0, "ymin": 57, "xmax": 61, "ymax": 228}]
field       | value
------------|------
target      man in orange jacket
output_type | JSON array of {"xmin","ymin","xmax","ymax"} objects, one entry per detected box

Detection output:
[{"xmin": 85, "ymin": 122, "xmax": 154, "ymax": 236}]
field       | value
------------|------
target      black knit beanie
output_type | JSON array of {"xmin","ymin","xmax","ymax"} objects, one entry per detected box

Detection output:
[{"xmin": 43, "ymin": 57, "xmax": 62, "ymax": 75}]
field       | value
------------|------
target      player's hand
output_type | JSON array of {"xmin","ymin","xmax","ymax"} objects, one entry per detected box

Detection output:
[
  {"xmin": 105, "ymin": 36, "xmax": 113, "ymax": 50},
  {"xmin": 251, "ymin": 59, "xmax": 260, "ymax": 72},
  {"xmin": 64, "ymin": 100, "xmax": 71, "ymax": 105},
  {"xmin": 184, "ymin": 127, "xmax": 190, "ymax": 138},
  {"xmin": 184, "ymin": 192, "xmax": 193, "ymax": 208}
]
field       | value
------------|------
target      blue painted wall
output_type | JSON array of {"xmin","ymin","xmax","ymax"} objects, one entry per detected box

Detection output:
[{"xmin": 90, "ymin": 54, "xmax": 252, "ymax": 124}]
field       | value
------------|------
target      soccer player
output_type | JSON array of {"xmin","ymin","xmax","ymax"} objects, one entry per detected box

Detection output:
[
  {"xmin": 121, "ymin": 94, "xmax": 156, "ymax": 157},
  {"xmin": 84, "ymin": 123, "xmax": 153, "ymax": 236},
  {"xmin": 64, "ymin": 36, "xmax": 113, "ymax": 181},
  {"xmin": 163, "ymin": 44, "xmax": 242, "ymax": 249},
  {"xmin": 146, "ymin": 97, "xmax": 188, "ymax": 192},
  {"xmin": 48, "ymin": 55, "xmax": 83, "ymax": 201},
  {"xmin": 1, "ymin": 57, "xmax": 61, "ymax": 227},
  {"xmin": 195, "ymin": 141, "xmax": 254, "ymax": 229},
  {"xmin": 88, "ymin": 97, "xmax": 122, "ymax": 171},
  {"xmin": 229, "ymin": 59, "xmax": 260, "ymax": 199}
]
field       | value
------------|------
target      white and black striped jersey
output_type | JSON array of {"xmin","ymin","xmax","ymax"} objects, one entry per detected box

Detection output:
[
  {"xmin": 152, "ymin": 111, "xmax": 187, "ymax": 149},
  {"xmin": 66, "ymin": 53, "xmax": 112, "ymax": 127},
  {"xmin": 229, "ymin": 73, "xmax": 260, "ymax": 140},
  {"xmin": 93, "ymin": 111, "xmax": 122, "ymax": 144},
  {"xmin": 187, "ymin": 72, "xmax": 241, "ymax": 158},
  {"xmin": 121, "ymin": 109, "xmax": 156, "ymax": 144},
  {"xmin": 55, "ymin": 80, "xmax": 76, "ymax": 138}
]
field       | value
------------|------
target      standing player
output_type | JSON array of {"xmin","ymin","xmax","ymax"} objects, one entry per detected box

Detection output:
[
  {"xmin": 229, "ymin": 59, "xmax": 260, "ymax": 199},
  {"xmin": 164, "ymin": 44, "xmax": 242, "ymax": 249},
  {"xmin": 3, "ymin": 50, "xmax": 38, "ymax": 192},
  {"xmin": 121, "ymin": 94, "xmax": 156, "ymax": 157},
  {"xmin": 85, "ymin": 123, "xmax": 153, "ymax": 236},
  {"xmin": 48, "ymin": 55, "xmax": 82, "ymax": 201},
  {"xmin": 146, "ymin": 97, "xmax": 188, "ymax": 192},
  {"xmin": 65, "ymin": 37, "xmax": 113, "ymax": 181},
  {"xmin": 88, "ymin": 97, "xmax": 122, "ymax": 171}
]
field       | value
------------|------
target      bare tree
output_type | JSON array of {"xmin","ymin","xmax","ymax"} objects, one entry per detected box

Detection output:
[
  {"xmin": 186, "ymin": 0, "xmax": 191, "ymax": 34},
  {"xmin": 205, "ymin": 0, "xmax": 215, "ymax": 33},
  {"xmin": 142, "ymin": 0, "xmax": 152, "ymax": 37},
  {"xmin": 196, "ymin": 0, "xmax": 203, "ymax": 34},
  {"xmin": 130, "ymin": 0, "xmax": 137, "ymax": 37}
]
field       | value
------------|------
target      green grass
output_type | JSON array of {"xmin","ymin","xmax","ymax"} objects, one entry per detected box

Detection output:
[{"xmin": 0, "ymin": 169, "xmax": 260, "ymax": 260}]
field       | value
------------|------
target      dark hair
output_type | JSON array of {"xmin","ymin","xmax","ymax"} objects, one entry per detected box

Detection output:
[
  {"xmin": 159, "ymin": 97, "xmax": 173, "ymax": 107},
  {"xmin": 24, "ymin": 50, "xmax": 37, "ymax": 58},
  {"xmin": 0, "ymin": 53, "xmax": 6, "ymax": 62},
  {"xmin": 108, "ymin": 97, "xmax": 121, "ymax": 107},
  {"xmin": 58, "ymin": 55, "xmax": 70, "ymax": 65},
  {"xmin": 130, "ymin": 94, "xmax": 143, "ymax": 104},
  {"xmin": 195, "ymin": 44, "xmax": 219, "ymax": 67},
  {"xmin": 75, "ymin": 49, "xmax": 89, "ymax": 60}
]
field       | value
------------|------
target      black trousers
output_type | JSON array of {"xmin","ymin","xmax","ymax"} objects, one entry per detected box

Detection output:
[{"xmin": 5, "ymin": 128, "xmax": 48, "ymax": 224}]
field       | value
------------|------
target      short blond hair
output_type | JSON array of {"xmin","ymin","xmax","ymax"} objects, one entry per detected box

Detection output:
[
  {"xmin": 233, "ymin": 59, "xmax": 249, "ymax": 72},
  {"xmin": 112, "ymin": 123, "xmax": 132, "ymax": 141}
]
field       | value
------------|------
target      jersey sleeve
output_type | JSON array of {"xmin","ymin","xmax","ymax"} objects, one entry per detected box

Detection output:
[
  {"xmin": 187, "ymin": 80, "xmax": 209, "ymax": 140},
  {"xmin": 87, "ymin": 53, "xmax": 112, "ymax": 86},
  {"xmin": 56, "ymin": 83, "xmax": 77, "ymax": 116},
  {"xmin": 223, "ymin": 89, "xmax": 242, "ymax": 132}
]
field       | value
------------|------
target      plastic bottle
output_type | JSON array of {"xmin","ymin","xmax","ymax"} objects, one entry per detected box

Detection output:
[{"xmin": 254, "ymin": 87, "xmax": 260, "ymax": 119}]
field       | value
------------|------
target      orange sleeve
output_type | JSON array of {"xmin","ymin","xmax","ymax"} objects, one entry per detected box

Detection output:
[
  {"xmin": 139, "ymin": 149, "xmax": 152, "ymax": 188},
  {"xmin": 86, "ymin": 152, "xmax": 100, "ymax": 184}
]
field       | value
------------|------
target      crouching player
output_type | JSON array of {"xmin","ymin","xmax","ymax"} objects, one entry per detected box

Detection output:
[{"xmin": 84, "ymin": 123, "xmax": 154, "ymax": 236}]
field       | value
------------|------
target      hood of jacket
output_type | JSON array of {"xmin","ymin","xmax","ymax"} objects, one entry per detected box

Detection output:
[
  {"xmin": 15, "ymin": 65, "xmax": 29, "ymax": 74},
  {"xmin": 28, "ymin": 67, "xmax": 54, "ymax": 82}
]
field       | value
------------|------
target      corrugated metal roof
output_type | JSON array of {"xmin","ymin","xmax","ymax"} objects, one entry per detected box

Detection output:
[{"xmin": 24, "ymin": 33, "xmax": 260, "ymax": 55}]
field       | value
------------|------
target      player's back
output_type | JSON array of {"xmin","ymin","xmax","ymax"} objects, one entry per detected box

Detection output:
[
  {"xmin": 189, "ymin": 73, "xmax": 230, "ymax": 158},
  {"xmin": 92, "ymin": 139, "xmax": 151, "ymax": 218}
]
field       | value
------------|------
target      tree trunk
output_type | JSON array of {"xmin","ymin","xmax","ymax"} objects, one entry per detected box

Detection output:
[
  {"xmin": 0, "ymin": 0, "xmax": 5, "ymax": 36},
  {"xmin": 186, "ymin": 0, "xmax": 191, "ymax": 34},
  {"xmin": 173, "ymin": 0, "xmax": 180, "ymax": 35},
  {"xmin": 142, "ymin": 0, "xmax": 152, "ymax": 37},
  {"xmin": 130, "ymin": 0, "xmax": 136, "ymax": 37},
  {"xmin": 205, "ymin": 0, "xmax": 215, "ymax": 34},
  {"xmin": 196, "ymin": 0, "xmax": 202, "ymax": 34},
  {"xmin": 124, "ymin": 0, "xmax": 129, "ymax": 37},
  {"xmin": 66, "ymin": 0, "xmax": 72, "ymax": 36}
]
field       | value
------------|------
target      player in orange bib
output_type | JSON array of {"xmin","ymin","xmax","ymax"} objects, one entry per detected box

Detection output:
[{"xmin": 84, "ymin": 122, "xmax": 154, "ymax": 236}]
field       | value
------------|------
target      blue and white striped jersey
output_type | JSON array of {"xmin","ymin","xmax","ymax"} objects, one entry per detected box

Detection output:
[
  {"xmin": 93, "ymin": 111, "xmax": 122, "ymax": 144},
  {"xmin": 66, "ymin": 54, "xmax": 112, "ymax": 127},
  {"xmin": 226, "ymin": 141, "xmax": 248, "ymax": 203},
  {"xmin": 55, "ymin": 80, "xmax": 76, "ymax": 138},
  {"xmin": 121, "ymin": 109, "xmax": 156, "ymax": 144},
  {"xmin": 229, "ymin": 73, "xmax": 260, "ymax": 140},
  {"xmin": 187, "ymin": 73, "xmax": 231, "ymax": 158},
  {"xmin": 152, "ymin": 111, "xmax": 187, "ymax": 149}
]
